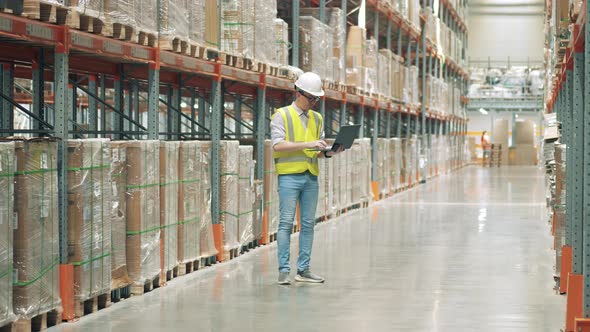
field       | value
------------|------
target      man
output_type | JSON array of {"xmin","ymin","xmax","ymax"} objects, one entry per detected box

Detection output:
[
  {"xmin": 481, "ymin": 130, "xmax": 491, "ymax": 165},
  {"xmin": 271, "ymin": 72, "xmax": 344, "ymax": 285}
]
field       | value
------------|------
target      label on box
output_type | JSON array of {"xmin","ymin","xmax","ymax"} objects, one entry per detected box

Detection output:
[{"xmin": 40, "ymin": 152, "xmax": 48, "ymax": 169}]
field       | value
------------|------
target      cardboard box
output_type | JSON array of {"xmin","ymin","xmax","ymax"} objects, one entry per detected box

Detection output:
[
  {"xmin": 0, "ymin": 142, "xmax": 15, "ymax": 326},
  {"xmin": 159, "ymin": 142, "xmax": 179, "ymax": 276},
  {"xmin": 263, "ymin": 140, "xmax": 279, "ymax": 240},
  {"xmin": 510, "ymin": 144, "xmax": 537, "ymax": 166},
  {"xmin": 67, "ymin": 139, "xmax": 112, "ymax": 303},
  {"xmin": 515, "ymin": 120, "xmax": 535, "ymax": 145},
  {"xmin": 346, "ymin": 26, "xmax": 366, "ymax": 68},
  {"xmin": 177, "ymin": 141, "xmax": 201, "ymax": 266},
  {"xmin": 196, "ymin": 142, "xmax": 216, "ymax": 258},
  {"xmin": 110, "ymin": 141, "xmax": 130, "ymax": 289},
  {"xmin": 205, "ymin": 0, "xmax": 219, "ymax": 49},
  {"xmin": 13, "ymin": 138, "xmax": 62, "ymax": 318},
  {"xmin": 126, "ymin": 141, "xmax": 161, "ymax": 286}
]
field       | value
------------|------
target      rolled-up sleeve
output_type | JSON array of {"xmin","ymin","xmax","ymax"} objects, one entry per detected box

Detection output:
[{"xmin": 271, "ymin": 113, "xmax": 286, "ymax": 147}]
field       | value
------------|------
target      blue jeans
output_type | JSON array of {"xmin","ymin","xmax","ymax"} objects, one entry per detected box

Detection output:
[{"xmin": 277, "ymin": 172, "xmax": 319, "ymax": 273}]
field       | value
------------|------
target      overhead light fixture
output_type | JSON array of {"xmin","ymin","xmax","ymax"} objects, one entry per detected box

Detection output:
[
  {"xmin": 479, "ymin": 108, "xmax": 488, "ymax": 115},
  {"xmin": 515, "ymin": 114, "xmax": 519, "ymax": 118},
  {"xmin": 180, "ymin": 102, "xmax": 187, "ymax": 108}
]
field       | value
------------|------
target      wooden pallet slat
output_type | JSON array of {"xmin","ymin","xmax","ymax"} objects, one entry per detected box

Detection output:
[
  {"xmin": 65, "ymin": 10, "xmax": 104, "ymax": 34},
  {"xmin": 130, "ymin": 275, "xmax": 160, "ymax": 296},
  {"xmin": 102, "ymin": 21, "xmax": 135, "ymax": 41},
  {"xmin": 12, "ymin": 309, "xmax": 61, "ymax": 332},
  {"xmin": 22, "ymin": 0, "xmax": 67, "ymax": 24},
  {"xmin": 74, "ymin": 292, "xmax": 110, "ymax": 319}
]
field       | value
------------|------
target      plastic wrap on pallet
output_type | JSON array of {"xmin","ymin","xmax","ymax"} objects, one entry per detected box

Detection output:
[
  {"xmin": 109, "ymin": 141, "xmax": 130, "ymax": 289},
  {"xmin": 300, "ymin": 8, "xmax": 345, "ymax": 81},
  {"xmin": 159, "ymin": 142, "xmax": 179, "ymax": 275},
  {"xmin": 196, "ymin": 142, "xmax": 217, "ymax": 258},
  {"xmin": 253, "ymin": 180, "xmax": 264, "ymax": 241},
  {"xmin": 188, "ymin": 0, "xmax": 205, "ymax": 45},
  {"xmin": 350, "ymin": 144, "xmax": 362, "ymax": 205},
  {"xmin": 221, "ymin": 0, "xmax": 255, "ymax": 59},
  {"xmin": 68, "ymin": 0, "xmax": 105, "ymax": 20},
  {"xmin": 397, "ymin": 0, "xmax": 408, "ymax": 18},
  {"xmin": 135, "ymin": 0, "xmax": 158, "ymax": 34},
  {"xmin": 299, "ymin": 16, "xmax": 334, "ymax": 80},
  {"xmin": 159, "ymin": 0, "xmax": 190, "ymax": 43},
  {"xmin": 104, "ymin": 0, "xmax": 135, "ymax": 27},
  {"xmin": 345, "ymin": 150, "xmax": 353, "ymax": 207},
  {"xmin": 254, "ymin": 0, "xmax": 277, "ymax": 65},
  {"xmin": 12, "ymin": 138, "xmax": 62, "ymax": 319},
  {"xmin": 126, "ymin": 140, "xmax": 160, "ymax": 286},
  {"xmin": 316, "ymin": 158, "xmax": 327, "ymax": 220},
  {"xmin": 0, "ymin": 142, "xmax": 15, "ymax": 327},
  {"xmin": 238, "ymin": 146, "xmax": 255, "ymax": 247},
  {"xmin": 408, "ymin": 0, "xmax": 421, "ymax": 32},
  {"xmin": 67, "ymin": 139, "xmax": 112, "ymax": 303},
  {"xmin": 220, "ymin": 141, "xmax": 240, "ymax": 252},
  {"xmin": 357, "ymin": 138, "xmax": 372, "ymax": 202},
  {"xmin": 264, "ymin": 140, "xmax": 279, "ymax": 239},
  {"xmin": 177, "ymin": 141, "xmax": 202, "ymax": 265},
  {"xmin": 391, "ymin": 138, "xmax": 402, "ymax": 191},
  {"xmin": 273, "ymin": 19, "xmax": 289, "ymax": 67}
]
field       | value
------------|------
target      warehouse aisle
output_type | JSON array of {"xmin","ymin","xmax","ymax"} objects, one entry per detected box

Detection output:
[{"xmin": 49, "ymin": 166, "xmax": 564, "ymax": 332}]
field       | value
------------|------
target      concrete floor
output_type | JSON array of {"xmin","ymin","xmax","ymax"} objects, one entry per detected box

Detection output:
[{"xmin": 49, "ymin": 166, "xmax": 565, "ymax": 332}]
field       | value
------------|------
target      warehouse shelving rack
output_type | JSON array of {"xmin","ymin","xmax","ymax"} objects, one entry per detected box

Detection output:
[
  {"xmin": 0, "ymin": 0, "xmax": 468, "ymax": 267},
  {"xmin": 545, "ymin": 1, "xmax": 590, "ymax": 330}
]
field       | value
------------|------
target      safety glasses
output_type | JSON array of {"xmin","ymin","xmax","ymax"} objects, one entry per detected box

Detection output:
[{"xmin": 298, "ymin": 89, "xmax": 320, "ymax": 104}]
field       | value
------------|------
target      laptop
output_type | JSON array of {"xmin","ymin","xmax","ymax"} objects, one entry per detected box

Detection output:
[{"xmin": 313, "ymin": 124, "xmax": 361, "ymax": 152}]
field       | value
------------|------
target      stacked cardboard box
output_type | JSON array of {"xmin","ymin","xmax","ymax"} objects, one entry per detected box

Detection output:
[
  {"xmin": 0, "ymin": 142, "xmax": 15, "ymax": 327},
  {"xmin": 158, "ymin": 0, "xmax": 190, "ymax": 49},
  {"xmin": 221, "ymin": 0, "xmax": 255, "ymax": 59},
  {"xmin": 126, "ymin": 141, "xmax": 161, "ymax": 288},
  {"xmin": 300, "ymin": 8, "xmax": 345, "ymax": 82},
  {"xmin": 159, "ymin": 142, "xmax": 179, "ymax": 276},
  {"xmin": 346, "ymin": 26, "xmax": 366, "ymax": 86},
  {"xmin": 238, "ymin": 146, "xmax": 255, "ymax": 247},
  {"xmin": 220, "ymin": 141, "xmax": 240, "ymax": 256},
  {"xmin": 178, "ymin": 141, "xmax": 202, "ymax": 269},
  {"xmin": 273, "ymin": 19, "xmax": 289, "ymax": 67},
  {"xmin": 110, "ymin": 141, "xmax": 130, "ymax": 289},
  {"xmin": 299, "ymin": 16, "xmax": 334, "ymax": 81},
  {"xmin": 408, "ymin": 0, "xmax": 421, "ymax": 32},
  {"xmin": 103, "ymin": 0, "xmax": 135, "ymax": 38},
  {"xmin": 205, "ymin": 0, "xmax": 220, "ymax": 49},
  {"xmin": 67, "ymin": 0, "xmax": 105, "ymax": 32},
  {"xmin": 67, "ymin": 139, "xmax": 112, "ymax": 307},
  {"xmin": 391, "ymin": 138, "xmax": 402, "ymax": 191},
  {"xmin": 188, "ymin": 0, "xmax": 205, "ymax": 46},
  {"xmin": 254, "ymin": 0, "xmax": 278, "ymax": 64},
  {"xmin": 511, "ymin": 120, "xmax": 537, "ymax": 165},
  {"xmin": 492, "ymin": 119, "xmax": 510, "ymax": 165},
  {"xmin": 196, "ymin": 142, "xmax": 217, "ymax": 259},
  {"xmin": 135, "ymin": 0, "xmax": 158, "ymax": 35},
  {"xmin": 13, "ymin": 138, "xmax": 62, "ymax": 319}
]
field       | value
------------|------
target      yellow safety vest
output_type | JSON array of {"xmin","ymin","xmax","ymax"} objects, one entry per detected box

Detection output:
[{"xmin": 272, "ymin": 106, "xmax": 323, "ymax": 176}]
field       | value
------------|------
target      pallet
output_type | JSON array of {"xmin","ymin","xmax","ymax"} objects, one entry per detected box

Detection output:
[
  {"xmin": 163, "ymin": 265, "xmax": 180, "ymax": 283},
  {"xmin": 74, "ymin": 293, "xmax": 110, "ymax": 319},
  {"xmin": 21, "ymin": 0, "xmax": 67, "ymax": 24},
  {"xmin": 110, "ymin": 284, "xmax": 131, "ymax": 303},
  {"xmin": 134, "ymin": 31, "xmax": 157, "ymax": 47},
  {"xmin": 65, "ymin": 10, "xmax": 103, "ymax": 34},
  {"xmin": 223, "ymin": 248, "xmax": 240, "ymax": 261},
  {"xmin": 346, "ymin": 85, "xmax": 359, "ymax": 95},
  {"xmin": 0, "ymin": 319, "xmax": 16, "ymax": 332},
  {"xmin": 200, "ymin": 255, "xmax": 217, "ymax": 267},
  {"xmin": 130, "ymin": 275, "xmax": 160, "ymax": 296},
  {"xmin": 10, "ymin": 309, "xmax": 61, "ymax": 332},
  {"xmin": 240, "ymin": 239, "xmax": 258, "ymax": 254},
  {"xmin": 178, "ymin": 260, "xmax": 199, "ymax": 276},
  {"xmin": 102, "ymin": 21, "xmax": 135, "ymax": 41},
  {"xmin": 269, "ymin": 232, "xmax": 277, "ymax": 243},
  {"xmin": 159, "ymin": 36, "xmax": 190, "ymax": 55}
]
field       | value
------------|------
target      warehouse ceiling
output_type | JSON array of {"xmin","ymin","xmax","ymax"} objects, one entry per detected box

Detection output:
[{"xmin": 469, "ymin": 0, "xmax": 545, "ymax": 16}]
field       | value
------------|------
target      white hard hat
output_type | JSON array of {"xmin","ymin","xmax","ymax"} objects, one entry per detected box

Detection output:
[{"xmin": 294, "ymin": 72, "xmax": 324, "ymax": 97}]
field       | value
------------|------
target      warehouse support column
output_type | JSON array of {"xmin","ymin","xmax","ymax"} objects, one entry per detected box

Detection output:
[
  {"xmin": 211, "ymin": 64, "xmax": 223, "ymax": 261},
  {"xmin": 32, "ymin": 51, "xmax": 45, "ymax": 136},
  {"xmin": 340, "ymin": 101, "xmax": 347, "ymax": 129},
  {"xmin": 199, "ymin": 95, "xmax": 206, "ymax": 135},
  {"xmin": 132, "ymin": 81, "xmax": 140, "ymax": 139},
  {"xmin": 190, "ymin": 90, "xmax": 196, "ymax": 138},
  {"xmin": 583, "ymin": 6, "xmax": 590, "ymax": 320},
  {"xmin": 255, "ymin": 84, "xmax": 267, "ymax": 244},
  {"xmin": 148, "ymin": 66, "xmax": 160, "ymax": 139},
  {"xmin": 358, "ymin": 105, "xmax": 365, "ymax": 139},
  {"xmin": 88, "ymin": 75, "xmax": 98, "ymax": 138},
  {"xmin": 114, "ymin": 72, "xmax": 123, "ymax": 140},
  {"xmin": 397, "ymin": 109, "xmax": 402, "ymax": 137},
  {"xmin": 319, "ymin": 97, "xmax": 326, "ymax": 124},
  {"xmin": 565, "ymin": 53, "xmax": 584, "ymax": 330},
  {"xmin": 291, "ymin": 0, "xmax": 299, "ymax": 67},
  {"xmin": 1, "ymin": 64, "xmax": 13, "ymax": 136},
  {"xmin": 100, "ymin": 75, "xmax": 106, "ymax": 137},
  {"xmin": 386, "ymin": 108, "xmax": 391, "ymax": 139},
  {"xmin": 173, "ymin": 77, "xmax": 182, "ymax": 140},
  {"xmin": 561, "ymin": 67, "xmax": 574, "ymax": 294}
]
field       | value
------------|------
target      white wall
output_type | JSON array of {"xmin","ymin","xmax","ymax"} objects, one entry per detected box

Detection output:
[{"xmin": 468, "ymin": 0, "xmax": 545, "ymax": 64}]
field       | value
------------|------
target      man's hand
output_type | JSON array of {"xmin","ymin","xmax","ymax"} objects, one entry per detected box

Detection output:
[
  {"xmin": 307, "ymin": 140, "xmax": 328, "ymax": 150},
  {"xmin": 325, "ymin": 145, "xmax": 345, "ymax": 157}
]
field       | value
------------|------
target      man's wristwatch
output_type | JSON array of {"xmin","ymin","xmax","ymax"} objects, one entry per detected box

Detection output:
[{"xmin": 323, "ymin": 150, "xmax": 332, "ymax": 159}]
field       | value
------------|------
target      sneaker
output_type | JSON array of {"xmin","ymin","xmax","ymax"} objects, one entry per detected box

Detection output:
[
  {"xmin": 295, "ymin": 270, "xmax": 325, "ymax": 283},
  {"xmin": 277, "ymin": 272, "xmax": 291, "ymax": 285}
]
